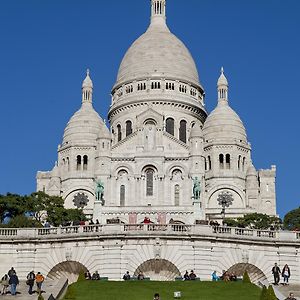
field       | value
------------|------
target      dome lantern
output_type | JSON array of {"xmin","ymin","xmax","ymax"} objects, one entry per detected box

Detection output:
[
  {"xmin": 217, "ymin": 67, "xmax": 228, "ymax": 103},
  {"xmin": 82, "ymin": 69, "xmax": 93, "ymax": 105}
]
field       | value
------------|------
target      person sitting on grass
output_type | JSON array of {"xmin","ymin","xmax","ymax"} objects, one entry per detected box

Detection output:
[
  {"xmin": 123, "ymin": 271, "xmax": 130, "ymax": 280},
  {"xmin": 137, "ymin": 272, "xmax": 144, "ymax": 280},
  {"xmin": 85, "ymin": 271, "xmax": 91, "ymax": 280},
  {"xmin": 211, "ymin": 271, "xmax": 220, "ymax": 281},
  {"xmin": 153, "ymin": 293, "xmax": 160, "ymax": 300},
  {"xmin": 92, "ymin": 271, "xmax": 100, "ymax": 280},
  {"xmin": 189, "ymin": 270, "xmax": 196, "ymax": 280},
  {"xmin": 183, "ymin": 270, "xmax": 190, "ymax": 280}
]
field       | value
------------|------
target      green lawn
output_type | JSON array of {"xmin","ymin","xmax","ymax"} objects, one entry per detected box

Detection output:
[{"xmin": 64, "ymin": 280, "xmax": 261, "ymax": 300}]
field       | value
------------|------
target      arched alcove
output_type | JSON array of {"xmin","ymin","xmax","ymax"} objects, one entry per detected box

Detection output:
[
  {"xmin": 134, "ymin": 259, "xmax": 181, "ymax": 281},
  {"xmin": 227, "ymin": 263, "xmax": 267, "ymax": 284},
  {"xmin": 47, "ymin": 261, "xmax": 88, "ymax": 283}
]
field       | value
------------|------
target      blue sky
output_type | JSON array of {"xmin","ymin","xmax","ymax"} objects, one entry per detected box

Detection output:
[{"xmin": 0, "ymin": 0, "xmax": 299, "ymax": 218}]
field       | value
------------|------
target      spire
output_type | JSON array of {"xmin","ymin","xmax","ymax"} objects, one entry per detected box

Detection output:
[
  {"xmin": 217, "ymin": 67, "xmax": 228, "ymax": 103},
  {"xmin": 149, "ymin": 0, "xmax": 168, "ymax": 30},
  {"xmin": 82, "ymin": 69, "xmax": 93, "ymax": 104}
]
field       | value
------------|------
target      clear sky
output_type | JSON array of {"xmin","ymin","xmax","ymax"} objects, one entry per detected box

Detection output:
[{"xmin": 0, "ymin": 0, "xmax": 299, "ymax": 218}]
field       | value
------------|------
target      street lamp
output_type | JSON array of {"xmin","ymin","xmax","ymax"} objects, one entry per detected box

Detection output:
[{"xmin": 217, "ymin": 191, "xmax": 233, "ymax": 221}]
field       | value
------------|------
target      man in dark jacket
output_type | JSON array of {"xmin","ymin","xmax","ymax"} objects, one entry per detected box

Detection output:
[
  {"xmin": 8, "ymin": 273, "xmax": 19, "ymax": 295},
  {"xmin": 26, "ymin": 271, "xmax": 35, "ymax": 294},
  {"xmin": 272, "ymin": 263, "xmax": 281, "ymax": 285},
  {"xmin": 285, "ymin": 292, "xmax": 296, "ymax": 300}
]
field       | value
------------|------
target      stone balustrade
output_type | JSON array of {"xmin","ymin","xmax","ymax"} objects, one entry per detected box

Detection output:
[{"xmin": 0, "ymin": 225, "xmax": 299, "ymax": 242}]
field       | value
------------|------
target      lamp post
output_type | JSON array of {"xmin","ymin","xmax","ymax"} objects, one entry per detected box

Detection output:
[{"xmin": 217, "ymin": 191, "xmax": 233, "ymax": 222}]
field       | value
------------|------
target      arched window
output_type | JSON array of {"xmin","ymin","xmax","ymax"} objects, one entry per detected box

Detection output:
[
  {"xmin": 226, "ymin": 154, "xmax": 230, "ymax": 169},
  {"xmin": 117, "ymin": 124, "xmax": 122, "ymax": 142},
  {"xmin": 238, "ymin": 155, "xmax": 241, "ymax": 170},
  {"xmin": 166, "ymin": 118, "xmax": 174, "ymax": 136},
  {"xmin": 208, "ymin": 156, "xmax": 212, "ymax": 170},
  {"xmin": 125, "ymin": 120, "xmax": 132, "ymax": 137},
  {"xmin": 146, "ymin": 169, "xmax": 154, "ymax": 196},
  {"xmin": 205, "ymin": 157, "xmax": 207, "ymax": 171},
  {"xmin": 242, "ymin": 157, "xmax": 246, "ymax": 171},
  {"xmin": 67, "ymin": 157, "xmax": 70, "ymax": 171},
  {"xmin": 219, "ymin": 154, "xmax": 224, "ymax": 169},
  {"xmin": 179, "ymin": 120, "xmax": 187, "ymax": 143},
  {"xmin": 174, "ymin": 184, "xmax": 180, "ymax": 206},
  {"xmin": 76, "ymin": 155, "xmax": 81, "ymax": 171},
  {"xmin": 83, "ymin": 155, "xmax": 88, "ymax": 171},
  {"xmin": 120, "ymin": 185, "xmax": 125, "ymax": 206}
]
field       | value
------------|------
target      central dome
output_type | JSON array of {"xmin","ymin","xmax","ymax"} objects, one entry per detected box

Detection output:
[{"xmin": 115, "ymin": 11, "xmax": 200, "ymax": 87}]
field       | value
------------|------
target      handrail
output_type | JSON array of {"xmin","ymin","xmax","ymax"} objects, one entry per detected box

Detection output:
[{"xmin": 0, "ymin": 225, "xmax": 298, "ymax": 242}]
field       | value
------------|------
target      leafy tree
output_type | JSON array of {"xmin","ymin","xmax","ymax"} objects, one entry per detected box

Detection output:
[
  {"xmin": 224, "ymin": 213, "xmax": 281, "ymax": 230},
  {"xmin": 267, "ymin": 285, "xmax": 277, "ymax": 300},
  {"xmin": 260, "ymin": 285, "xmax": 268, "ymax": 300},
  {"xmin": 5, "ymin": 215, "xmax": 42, "ymax": 228},
  {"xmin": 242, "ymin": 271, "xmax": 251, "ymax": 283},
  {"xmin": 283, "ymin": 207, "xmax": 300, "ymax": 230}
]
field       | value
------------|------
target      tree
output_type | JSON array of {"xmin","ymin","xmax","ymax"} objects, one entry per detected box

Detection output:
[
  {"xmin": 242, "ymin": 271, "xmax": 251, "ymax": 283},
  {"xmin": 260, "ymin": 285, "xmax": 268, "ymax": 300},
  {"xmin": 267, "ymin": 285, "xmax": 277, "ymax": 300},
  {"xmin": 283, "ymin": 207, "xmax": 300, "ymax": 230},
  {"xmin": 224, "ymin": 213, "xmax": 282, "ymax": 230},
  {"xmin": 4, "ymin": 215, "xmax": 42, "ymax": 228}
]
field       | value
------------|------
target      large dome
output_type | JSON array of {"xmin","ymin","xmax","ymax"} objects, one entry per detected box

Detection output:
[
  {"xmin": 62, "ymin": 103, "xmax": 110, "ymax": 145},
  {"xmin": 115, "ymin": 16, "xmax": 200, "ymax": 87},
  {"xmin": 203, "ymin": 100, "xmax": 247, "ymax": 142}
]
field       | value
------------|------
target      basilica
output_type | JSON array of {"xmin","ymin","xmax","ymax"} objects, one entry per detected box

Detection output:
[{"xmin": 36, "ymin": 0, "xmax": 276, "ymax": 224}]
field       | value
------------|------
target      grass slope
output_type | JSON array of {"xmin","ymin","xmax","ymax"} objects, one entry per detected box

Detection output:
[{"xmin": 64, "ymin": 280, "xmax": 261, "ymax": 300}]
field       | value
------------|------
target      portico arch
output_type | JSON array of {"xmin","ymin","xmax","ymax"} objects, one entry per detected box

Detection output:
[
  {"xmin": 227, "ymin": 263, "xmax": 267, "ymax": 284},
  {"xmin": 134, "ymin": 259, "xmax": 181, "ymax": 281},
  {"xmin": 47, "ymin": 261, "xmax": 88, "ymax": 283}
]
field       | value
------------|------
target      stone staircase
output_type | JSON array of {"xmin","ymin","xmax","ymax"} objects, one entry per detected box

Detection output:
[
  {"xmin": 1, "ymin": 281, "xmax": 38, "ymax": 299},
  {"xmin": 276, "ymin": 284, "xmax": 300, "ymax": 299}
]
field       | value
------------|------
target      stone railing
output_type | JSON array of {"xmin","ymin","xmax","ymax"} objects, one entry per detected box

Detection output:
[{"xmin": 0, "ymin": 225, "xmax": 298, "ymax": 242}]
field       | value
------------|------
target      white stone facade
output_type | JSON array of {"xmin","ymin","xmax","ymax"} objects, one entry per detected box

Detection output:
[{"xmin": 36, "ymin": 0, "xmax": 276, "ymax": 223}]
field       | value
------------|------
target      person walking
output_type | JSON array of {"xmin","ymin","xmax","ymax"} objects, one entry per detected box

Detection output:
[
  {"xmin": 285, "ymin": 292, "xmax": 296, "ymax": 300},
  {"xmin": 8, "ymin": 272, "xmax": 19, "ymax": 296},
  {"xmin": 1, "ymin": 274, "xmax": 9, "ymax": 295},
  {"xmin": 282, "ymin": 264, "xmax": 291, "ymax": 285},
  {"xmin": 26, "ymin": 271, "xmax": 35, "ymax": 295},
  {"xmin": 7, "ymin": 267, "xmax": 15, "ymax": 278},
  {"xmin": 35, "ymin": 272, "xmax": 45, "ymax": 295},
  {"xmin": 272, "ymin": 263, "xmax": 281, "ymax": 285}
]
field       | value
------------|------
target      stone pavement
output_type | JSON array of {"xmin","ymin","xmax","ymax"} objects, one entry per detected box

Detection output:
[
  {"xmin": 277, "ymin": 284, "xmax": 300, "ymax": 299},
  {"xmin": 1, "ymin": 281, "xmax": 40, "ymax": 300}
]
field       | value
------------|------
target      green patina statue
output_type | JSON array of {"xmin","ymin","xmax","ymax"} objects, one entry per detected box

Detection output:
[
  {"xmin": 192, "ymin": 176, "xmax": 201, "ymax": 200},
  {"xmin": 95, "ymin": 180, "xmax": 104, "ymax": 201}
]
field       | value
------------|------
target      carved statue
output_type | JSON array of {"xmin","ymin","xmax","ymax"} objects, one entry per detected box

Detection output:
[
  {"xmin": 95, "ymin": 180, "xmax": 104, "ymax": 201},
  {"xmin": 192, "ymin": 176, "xmax": 201, "ymax": 200}
]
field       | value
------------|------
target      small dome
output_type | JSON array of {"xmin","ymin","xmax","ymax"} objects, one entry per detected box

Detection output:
[
  {"xmin": 203, "ymin": 101, "xmax": 247, "ymax": 142},
  {"xmin": 62, "ymin": 104, "xmax": 109, "ymax": 145},
  {"xmin": 115, "ymin": 18, "xmax": 200, "ymax": 87},
  {"xmin": 190, "ymin": 123, "xmax": 202, "ymax": 138}
]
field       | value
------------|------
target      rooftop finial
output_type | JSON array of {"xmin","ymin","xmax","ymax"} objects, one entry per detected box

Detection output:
[
  {"xmin": 82, "ymin": 69, "xmax": 93, "ymax": 104},
  {"xmin": 149, "ymin": 0, "xmax": 169, "ymax": 30},
  {"xmin": 86, "ymin": 68, "xmax": 90, "ymax": 76},
  {"xmin": 217, "ymin": 67, "xmax": 228, "ymax": 103}
]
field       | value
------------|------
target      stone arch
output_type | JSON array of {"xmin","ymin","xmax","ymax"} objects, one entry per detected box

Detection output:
[
  {"xmin": 227, "ymin": 263, "xmax": 267, "ymax": 284},
  {"xmin": 134, "ymin": 259, "xmax": 181, "ymax": 281},
  {"xmin": 112, "ymin": 164, "xmax": 134, "ymax": 176},
  {"xmin": 47, "ymin": 260, "xmax": 88, "ymax": 283},
  {"xmin": 166, "ymin": 163, "xmax": 188, "ymax": 177}
]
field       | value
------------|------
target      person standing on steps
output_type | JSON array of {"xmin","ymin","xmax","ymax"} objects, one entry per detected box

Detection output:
[
  {"xmin": 35, "ymin": 272, "xmax": 45, "ymax": 295},
  {"xmin": 1, "ymin": 274, "xmax": 9, "ymax": 295},
  {"xmin": 272, "ymin": 263, "xmax": 281, "ymax": 285},
  {"xmin": 282, "ymin": 264, "xmax": 291, "ymax": 285},
  {"xmin": 8, "ymin": 272, "xmax": 19, "ymax": 296},
  {"xmin": 26, "ymin": 270, "xmax": 35, "ymax": 295}
]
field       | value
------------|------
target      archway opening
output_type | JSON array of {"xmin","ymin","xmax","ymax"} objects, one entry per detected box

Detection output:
[
  {"xmin": 134, "ymin": 259, "xmax": 180, "ymax": 281},
  {"xmin": 47, "ymin": 261, "xmax": 88, "ymax": 283},
  {"xmin": 227, "ymin": 263, "xmax": 267, "ymax": 284}
]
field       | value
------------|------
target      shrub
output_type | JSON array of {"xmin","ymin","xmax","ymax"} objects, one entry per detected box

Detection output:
[
  {"xmin": 260, "ymin": 285, "xmax": 268, "ymax": 300},
  {"xmin": 64, "ymin": 284, "xmax": 76, "ymax": 299},
  {"xmin": 77, "ymin": 270, "xmax": 86, "ymax": 282},
  {"xmin": 243, "ymin": 271, "xmax": 251, "ymax": 283},
  {"xmin": 267, "ymin": 285, "xmax": 277, "ymax": 300},
  {"xmin": 38, "ymin": 295, "xmax": 45, "ymax": 300}
]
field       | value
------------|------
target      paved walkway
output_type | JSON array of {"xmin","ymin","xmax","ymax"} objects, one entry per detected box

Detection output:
[
  {"xmin": 1, "ymin": 281, "xmax": 41, "ymax": 300},
  {"xmin": 277, "ymin": 284, "xmax": 300, "ymax": 298}
]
